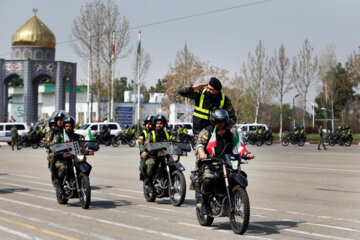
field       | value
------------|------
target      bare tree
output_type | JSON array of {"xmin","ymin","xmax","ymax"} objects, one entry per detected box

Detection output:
[
  {"xmin": 241, "ymin": 40, "xmax": 270, "ymax": 123},
  {"xmin": 164, "ymin": 44, "xmax": 204, "ymax": 121},
  {"xmin": 318, "ymin": 43, "xmax": 337, "ymax": 131},
  {"xmin": 293, "ymin": 39, "xmax": 318, "ymax": 127},
  {"xmin": 269, "ymin": 43, "xmax": 292, "ymax": 140},
  {"xmin": 70, "ymin": 0, "xmax": 131, "ymax": 120},
  {"xmin": 347, "ymin": 46, "xmax": 360, "ymax": 88}
]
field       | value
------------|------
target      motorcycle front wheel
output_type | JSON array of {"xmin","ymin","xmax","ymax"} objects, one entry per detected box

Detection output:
[
  {"xmin": 229, "ymin": 185, "xmax": 250, "ymax": 235},
  {"xmin": 324, "ymin": 139, "xmax": 329, "ymax": 146},
  {"xmin": 329, "ymin": 139, "xmax": 336, "ymax": 146},
  {"xmin": 345, "ymin": 139, "xmax": 352, "ymax": 147},
  {"xmin": 169, "ymin": 170, "xmax": 186, "ymax": 207},
  {"xmin": 79, "ymin": 173, "xmax": 91, "ymax": 209},
  {"xmin": 298, "ymin": 139, "xmax": 305, "ymax": 147},
  {"xmin": 112, "ymin": 137, "xmax": 120, "ymax": 147},
  {"xmin": 128, "ymin": 139, "xmax": 136, "ymax": 147},
  {"xmin": 282, "ymin": 138, "xmax": 289, "ymax": 146},
  {"xmin": 31, "ymin": 143, "xmax": 39, "ymax": 149}
]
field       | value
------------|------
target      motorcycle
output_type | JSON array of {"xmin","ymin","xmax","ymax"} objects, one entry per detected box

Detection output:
[
  {"xmin": 282, "ymin": 132, "xmax": 305, "ymax": 147},
  {"xmin": 112, "ymin": 133, "xmax": 136, "ymax": 147},
  {"xmin": 243, "ymin": 132, "xmax": 262, "ymax": 146},
  {"xmin": 190, "ymin": 145, "xmax": 252, "ymax": 235},
  {"xmin": 140, "ymin": 142, "xmax": 191, "ymax": 206},
  {"xmin": 254, "ymin": 131, "xmax": 274, "ymax": 146},
  {"xmin": 17, "ymin": 134, "xmax": 42, "ymax": 149},
  {"xmin": 93, "ymin": 132, "xmax": 115, "ymax": 146},
  {"xmin": 325, "ymin": 132, "xmax": 352, "ymax": 147},
  {"xmin": 51, "ymin": 141, "xmax": 99, "ymax": 209}
]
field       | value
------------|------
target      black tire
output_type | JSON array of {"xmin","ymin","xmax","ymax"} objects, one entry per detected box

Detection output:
[
  {"xmin": 265, "ymin": 139, "xmax": 272, "ymax": 145},
  {"xmin": 282, "ymin": 138, "xmax": 289, "ymax": 146},
  {"xmin": 112, "ymin": 137, "xmax": 120, "ymax": 147},
  {"xmin": 256, "ymin": 141, "xmax": 263, "ymax": 147},
  {"xmin": 143, "ymin": 178, "xmax": 156, "ymax": 202},
  {"xmin": 31, "ymin": 143, "xmax": 39, "ymax": 149},
  {"xmin": 324, "ymin": 139, "xmax": 329, "ymax": 146},
  {"xmin": 56, "ymin": 185, "xmax": 68, "ymax": 205},
  {"xmin": 229, "ymin": 185, "xmax": 250, "ymax": 235},
  {"xmin": 329, "ymin": 139, "xmax": 336, "ymax": 146},
  {"xmin": 345, "ymin": 140, "xmax": 352, "ymax": 147},
  {"xmin": 195, "ymin": 196, "xmax": 214, "ymax": 226},
  {"xmin": 298, "ymin": 139, "xmax": 305, "ymax": 147},
  {"xmin": 39, "ymin": 141, "xmax": 45, "ymax": 148},
  {"xmin": 17, "ymin": 141, "xmax": 23, "ymax": 150},
  {"xmin": 104, "ymin": 139, "xmax": 111, "ymax": 146},
  {"xmin": 79, "ymin": 173, "xmax": 91, "ymax": 209},
  {"xmin": 128, "ymin": 139, "xmax": 136, "ymax": 147},
  {"xmin": 169, "ymin": 170, "xmax": 186, "ymax": 207}
]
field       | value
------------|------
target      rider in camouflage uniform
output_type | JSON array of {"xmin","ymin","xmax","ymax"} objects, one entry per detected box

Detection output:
[{"xmin": 138, "ymin": 115, "xmax": 154, "ymax": 176}]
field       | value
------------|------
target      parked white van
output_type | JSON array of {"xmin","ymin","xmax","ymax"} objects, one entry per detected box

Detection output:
[
  {"xmin": 0, "ymin": 123, "xmax": 29, "ymax": 143},
  {"xmin": 236, "ymin": 123, "xmax": 268, "ymax": 137},
  {"xmin": 75, "ymin": 122, "xmax": 123, "ymax": 138}
]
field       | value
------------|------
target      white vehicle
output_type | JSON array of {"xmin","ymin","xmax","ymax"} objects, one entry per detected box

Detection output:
[
  {"xmin": 75, "ymin": 122, "xmax": 123, "ymax": 138},
  {"xmin": 0, "ymin": 123, "xmax": 30, "ymax": 143},
  {"xmin": 168, "ymin": 122, "xmax": 193, "ymax": 136},
  {"xmin": 236, "ymin": 123, "xmax": 268, "ymax": 138}
]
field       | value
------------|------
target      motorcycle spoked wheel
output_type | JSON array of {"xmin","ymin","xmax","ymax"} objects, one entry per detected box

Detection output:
[
  {"xmin": 265, "ymin": 139, "xmax": 272, "ymax": 145},
  {"xmin": 56, "ymin": 184, "xmax": 68, "ymax": 205},
  {"xmin": 324, "ymin": 139, "xmax": 329, "ymax": 146},
  {"xmin": 112, "ymin": 138, "xmax": 120, "ymax": 147},
  {"xmin": 281, "ymin": 138, "xmax": 289, "ymax": 146},
  {"xmin": 143, "ymin": 178, "xmax": 156, "ymax": 202},
  {"xmin": 195, "ymin": 197, "xmax": 214, "ymax": 226},
  {"xmin": 329, "ymin": 139, "xmax": 336, "ymax": 146},
  {"xmin": 229, "ymin": 185, "xmax": 250, "ymax": 235},
  {"xmin": 169, "ymin": 170, "xmax": 186, "ymax": 207},
  {"xmin": 298, "ymin": 140, "xmax": 305, "ymax": 147},
  {"xmin": 128, "ymin": 139, "xmax": 136, "ymax": 147},
  {"xmin": 31, "ymin": 143, "xmax": 39, "ymax": 149},
  {"xmin": 345, "ymin": 139, "xmax": 352, "ymax": 147},
  {"xmin": 79, "ymin": 173, "xmax": 91, "ymax": 209}
]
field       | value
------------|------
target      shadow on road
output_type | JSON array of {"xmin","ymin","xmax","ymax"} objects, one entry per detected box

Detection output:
[
  {"xmin": 0, "ymin": 188, "xmax": 29, "ymax": 194},
  {"xmin": 90, "ymin": 199, "xmax": 133, "ymax": 209},
  {"xmin": 247, "ymin": 220, "xmax": 299, "ymax": 235},
  {"xmin": 91, "ymin": 185, "xmax": 114, "ymax": 190}
]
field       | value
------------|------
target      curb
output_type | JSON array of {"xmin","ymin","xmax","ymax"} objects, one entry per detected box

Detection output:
[{"xmin": 273, "ymin": 141, "xmax": 360, "ymax": 145}]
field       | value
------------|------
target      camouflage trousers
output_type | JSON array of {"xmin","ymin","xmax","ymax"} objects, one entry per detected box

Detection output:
[
  {"xmin": 142, "ymin": 157, "xmax": 157, "ymax": 177},
  {"xmin": 11, "ymin": 137, "xmax": 18, "ymax": 150},
  {"xmin": 47, "ymin": 153, "xmax": 56, "ymax": 169},
  {"xmin": 55, "ymin": 159, "xmax": 67, "ymax": 178}
]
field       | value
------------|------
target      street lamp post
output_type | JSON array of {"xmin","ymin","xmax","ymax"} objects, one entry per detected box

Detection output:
[
  {"xmin": 292, "ymin": 93, "xmax": 300, "ymax": 128},
  {"xmin": 309, "ymin": 101, "xmax": 315, "ymax": 130}
]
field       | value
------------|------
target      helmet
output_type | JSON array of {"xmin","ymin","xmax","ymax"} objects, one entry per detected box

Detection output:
[
  {"xmin": 35, "ymin": 126, "xmax": 39, "ymax": 131},
  {"xmin": 337, "ymin": 126, "xmax": 342, "ymax": 130},
  {"xmin": 210, "ymin": 109, "xmax": 229, "ymax": 124},
  {"xmin": 62, "ymin": 116, "xmax": 75, "ymax": 128},
  {"xmin": 345, "ymin": 125, "xmax": 350, "ymax": 130},
  {"xmin": 53, "ymin": 110, "xmax": 67, "ymax": 121},
  {"xmin": 153, "ymin": 114, "xmax": 167, "ymax": 125},
  {"xmin": 293, "ymin": 126, "xmax": 298, "ymax": 131},
  {"xmin": 48, "ymin": 118, "xmax": 56, "ymax": 127},
  {"xmin": 125, "ymin": 125, "xmax": 128, "ymax": 129},
  {"xmin": 144, "ymin": 115, "xmax": 154, "ymax": 125},
  {"xmin": 300, "ymin": 125, "xmax": 304, "ymax": 129}
]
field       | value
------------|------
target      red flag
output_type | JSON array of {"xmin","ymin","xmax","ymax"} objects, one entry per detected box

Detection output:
[{"xmin": 206, "ymin": 127, "xmax": 217, "ymax": 156}]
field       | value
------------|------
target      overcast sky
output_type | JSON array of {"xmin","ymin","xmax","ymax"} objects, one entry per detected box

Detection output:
[{"xmin": 1, "ymin": 0, "xmax": 359, "ymax": 109}]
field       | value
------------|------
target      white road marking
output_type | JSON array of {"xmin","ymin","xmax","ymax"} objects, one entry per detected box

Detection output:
[{"xmin": 0, "ymin": 224, "xmax": 45, "ymax": 240}]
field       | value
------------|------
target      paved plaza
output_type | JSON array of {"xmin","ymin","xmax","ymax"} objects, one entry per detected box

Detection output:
[{"xmin": 0, "ymin": 144, "xmax": 359, "ymax": 240}]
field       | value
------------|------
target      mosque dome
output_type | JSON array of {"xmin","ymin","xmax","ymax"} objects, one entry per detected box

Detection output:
[{"xmin": 12, "ymin": 8, "xmax": 56, "ymax": 49}]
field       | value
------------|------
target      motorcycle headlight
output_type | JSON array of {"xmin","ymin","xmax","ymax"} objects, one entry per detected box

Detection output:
[
  {"xmin": 77, "ymin": 155, "xmax": 85, "ymax": 162},
  {"xmin": 230, "ymin": 160, "xmax": 239, "ymax": 170}
]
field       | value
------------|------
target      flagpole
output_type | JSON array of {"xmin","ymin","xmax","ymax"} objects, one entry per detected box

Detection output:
[
  {"xmin": 137, "ymin": 31, "xmax": 141, "ymax": 133},
  {"xmin": 87, "ymin": 31, "xmax": 92, "ymax": 123},
  {"xmin": 111, "ymin": 30, "xmax": 115, "ymax": 122}
]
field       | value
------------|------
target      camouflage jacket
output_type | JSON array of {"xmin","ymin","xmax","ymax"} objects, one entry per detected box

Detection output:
[{"xmin": 140, "ymin": 129, "xmax": 170, "ymax": 153}]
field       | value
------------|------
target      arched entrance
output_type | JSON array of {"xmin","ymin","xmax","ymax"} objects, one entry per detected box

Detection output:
[{"xmin": 3, "ymin": 74, "xmax": 23, "ymax": 122}]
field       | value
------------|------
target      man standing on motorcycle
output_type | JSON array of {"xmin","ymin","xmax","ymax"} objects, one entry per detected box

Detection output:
[
  {"xmin": 51, "ymin": 116, "xmax": 84, "ymax": 187},
  {"xmin": 195, "ymin": 109, "xmax": 254, "ymax": 212},
  {"xmin": 140, "ymin": 114, "xmax": 170, "ymax": 178},
  {"xmin": 138, "ymin": 115, "xmax": 154, "ymax": 176}
]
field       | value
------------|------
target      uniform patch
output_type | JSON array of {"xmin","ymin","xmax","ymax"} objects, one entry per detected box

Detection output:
[{"xmin": 200, "ymin": 135, "xmax": 208, "ymax": 143}]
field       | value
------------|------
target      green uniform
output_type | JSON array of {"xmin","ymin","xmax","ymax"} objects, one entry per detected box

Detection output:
[
  {"xmin": 141, "ymin": 129, "xmax": 170, "ymax": 177},
  {"xmin": 138, "ymin": 129, "xmax": 152, "ymax": 174},
  {"xmin": 10, "ymin": 126, "xmax": 18, "ymax": 150}
]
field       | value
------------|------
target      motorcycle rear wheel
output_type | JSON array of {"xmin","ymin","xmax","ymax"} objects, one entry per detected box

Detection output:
[
  {"xmin": 143, "ymin": 178, "xmax": 156, "ymax": 202},
  {"xmin": 298, "ymin": 140, "xmax": 305, "ymax": 147},
  {"xmin": 229, "ymin": 185, "xmax": 250, "ymax": 235},
  {"xmin": 169, "ymin": 170, "xmax": 186, "ymax": 207},
  {"xmin": 112, "ymin": 138, "xmax": 120, "ymax": 147},
  {"xmin": 79, "ymin": 173, "xmax": 91, "ymax": 209},
  {"xmin": 265, "ymin": 140, "xmax": 272, "ymax": 145},
  {"xmin": 56, "ymin": 185, "xmax": 68, "ymax": 205},
  {"xmin": 31, "ymin": 143, "xmax": 39, "ymax": 149},
  {"xmin": 282, "ymin": 138, "xmax": 289, "ymax": 146},
  {"xmin": 128, "ymin": 139, "xmax": 136, "ymax": 147},
  {"xmin": 195, "ymin": 198, "xmax": 214, "ymax": 226}
]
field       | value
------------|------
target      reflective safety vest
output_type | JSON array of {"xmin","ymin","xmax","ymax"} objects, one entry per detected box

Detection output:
[
  {"xmin": 143, "ymin": 130, "xmax": 148, "ymax": 139},
  {"xmin": 194, "ymin": 89, "xmax": 225, "ymax": 120},
  {"xmin": 151, "ymin": 130, "xmax": 170, "ymax": 142}
]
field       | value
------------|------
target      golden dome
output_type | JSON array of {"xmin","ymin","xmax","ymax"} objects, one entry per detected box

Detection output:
[{"xmin": 12, "ymin": 9, "xmax": 56, "ymax": 48}]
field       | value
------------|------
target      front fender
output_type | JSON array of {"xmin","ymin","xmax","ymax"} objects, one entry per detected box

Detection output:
[
  {"xmin": 169, "ymin": 160, "xmax": 185, "ymax": 172},
  {"xmin": 230, "ymin": 172, "xmax": 248, "ymax": 188},
  {"xmin": 79, "ymin": 162, "xmax": 92, "ymax": 176}
]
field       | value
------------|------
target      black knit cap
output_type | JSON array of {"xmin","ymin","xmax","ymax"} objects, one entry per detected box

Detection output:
[{"xmin": 209, "ymin": 77, "xmax": 222, "ymax": 90}]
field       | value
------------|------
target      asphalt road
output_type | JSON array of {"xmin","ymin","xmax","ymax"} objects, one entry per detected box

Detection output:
[{"xmin": 0, "ymin": 143, "xmax": 359, "ymax": 240}]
